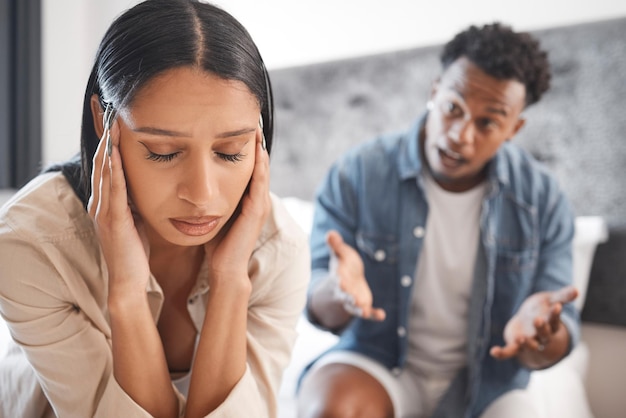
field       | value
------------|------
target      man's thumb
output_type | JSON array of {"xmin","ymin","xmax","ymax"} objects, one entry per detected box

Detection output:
[{"xmin": 326, "ymin": 230, "xmax": 345, "ymax": 256}]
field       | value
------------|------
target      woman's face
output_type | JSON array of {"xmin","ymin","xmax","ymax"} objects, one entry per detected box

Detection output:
[{"xmin": 115, "ymin": 67, "xmax": 261, "ymax": 248}]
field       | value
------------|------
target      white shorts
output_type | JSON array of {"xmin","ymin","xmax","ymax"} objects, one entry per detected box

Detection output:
[{"xmin": 303, "ymin": 350, "xmax": 543, "ymax": 418}]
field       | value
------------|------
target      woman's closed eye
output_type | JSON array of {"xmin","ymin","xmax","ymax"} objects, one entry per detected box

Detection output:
[
  {"xmin": 217, "ymin": 152, "xmax": 245, "ymax": 163},
  {"xmin": 139, "ymin": 141, "xmax": 180, "ymax": 163},
  {"xmin": 214, "ymin": 138, "xmax": 251, "ymax": 163},
  {"xmin": 146, "ymin": 150, "xmax": 180, "ymax": 162},
  {"xmin": 145, "ymin": 150, "xmax": 245, "ymax": 163},
  {"xmin": 139, "ymin": 139, "xmax": 249, "ymax": 164}
]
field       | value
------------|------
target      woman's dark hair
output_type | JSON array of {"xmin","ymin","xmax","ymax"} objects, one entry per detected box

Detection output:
[
  {"xmin": 440, "ymin": 22, "xmax": 550, "ymax": 107},
  {"xmin": 56, "ymin": 0, "xmax": 274, "ymax": 205}
]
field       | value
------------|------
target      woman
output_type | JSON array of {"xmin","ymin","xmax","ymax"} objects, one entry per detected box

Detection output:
[{"xmin": 0, "ymin": 1, "xmax": 309, "ymax": 417}]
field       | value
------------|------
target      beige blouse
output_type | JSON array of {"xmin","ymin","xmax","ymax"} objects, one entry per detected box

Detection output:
[{"xmin": 0, "ymin": 172, "xmax": 310, "ymax": 418}]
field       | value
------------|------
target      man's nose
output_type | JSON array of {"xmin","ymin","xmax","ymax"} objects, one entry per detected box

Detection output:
[{"xmin": 448, "ymin": 120, "xmax": 474, "ymax": 146}]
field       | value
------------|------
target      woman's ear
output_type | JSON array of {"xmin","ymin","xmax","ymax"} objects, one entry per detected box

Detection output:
[{"xmin": 90, "ymin": 94, "xmax": 105, "ymax": 139}]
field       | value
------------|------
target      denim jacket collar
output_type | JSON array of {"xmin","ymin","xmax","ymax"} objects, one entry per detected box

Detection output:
[
  {"xmin": 486, "ymin": 144, "xmax": 512, "ymax": 198},
  {"xmin": 396, "ymin": 113, "xmax": 426, "ymax": 181}
]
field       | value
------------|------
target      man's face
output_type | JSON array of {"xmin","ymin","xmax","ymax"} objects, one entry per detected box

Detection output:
[{"xmin": 423, "ymin": 57, "xmax": 527, "ymax": 192}]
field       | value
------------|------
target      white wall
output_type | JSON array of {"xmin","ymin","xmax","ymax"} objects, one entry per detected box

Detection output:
[
  {"xmin": 42, "ymin": 0, "xmax": 141, "ymax": 166},
  {"xmin": 41, "ymin": 0, "xmax": 626, "ymax": 167},
  {"xmin": 217, "ymin": 0, "xmax": 626, "ymax": 69}
]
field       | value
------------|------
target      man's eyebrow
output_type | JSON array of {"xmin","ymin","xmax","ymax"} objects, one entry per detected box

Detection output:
[
  {"xmin": 485, "ymin": 106, "xmax": 508, "ymax": 117},
  {"xmin": 451, "ymin": 86, "xmax": 465, "ymax": 99},
  {"xmin": 449, "ymin": 86, "xmax": 509, "ymax": 117},
  {"xmin": 132, "ymin": 126, "xmax": 256, "ymax": 138}
]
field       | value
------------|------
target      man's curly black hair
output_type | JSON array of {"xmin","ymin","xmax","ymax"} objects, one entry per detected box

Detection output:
[{"xmin": 440, "ymin": 23, "xmax": 551, "ymax": 107}]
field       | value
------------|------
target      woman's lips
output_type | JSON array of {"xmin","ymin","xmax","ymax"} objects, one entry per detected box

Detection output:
[{"xmin": 169, "ymin": 216, "xmax": 220, "ymax": 237}]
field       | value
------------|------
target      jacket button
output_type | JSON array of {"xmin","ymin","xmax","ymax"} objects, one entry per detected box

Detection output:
[
  {"xmin": 413, "ymin": 226, "xmax": 425, "ymax": 238},
  {"xmin": 374, "ymin": 249, "xmax": 386, "ymax": 261},
  {"xmin": 397, "ymin": 326, "xmax": 406, "ymax": 337},
  {"xmin": 401, "ymin": 275, "xmax": 412, "ymax": 287},
  {"xmin": 392, "ymin": 367, "xmax": 401, "ymax": 376}
]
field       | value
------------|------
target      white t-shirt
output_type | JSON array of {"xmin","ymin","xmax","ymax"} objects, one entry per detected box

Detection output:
[{"xmin": 406, "ymin": 173, "xmax": 487, "ymax": 379}]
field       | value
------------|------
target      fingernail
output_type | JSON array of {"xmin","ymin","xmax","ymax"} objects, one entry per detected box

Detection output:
[
  {"xmin": 259, "ymin": 114, "xmax": 267, "ymax": 151},
  {"xmin": 106, "ymin": 132, "xmax": 112, "ymax": 156}
]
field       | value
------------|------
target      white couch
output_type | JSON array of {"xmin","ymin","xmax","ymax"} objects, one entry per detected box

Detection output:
[{"xmin": 277, "ymin": 197, "xmax": 609, "ymax": 418}]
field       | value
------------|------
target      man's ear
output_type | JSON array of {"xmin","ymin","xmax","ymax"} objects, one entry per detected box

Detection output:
[
  {"xmin": 508, "ymin": 117, "xmax": 526, "ymax": 141},
  {"xmin": 90, "ymin": 94, "xmax": 105, "ymax": 139}
]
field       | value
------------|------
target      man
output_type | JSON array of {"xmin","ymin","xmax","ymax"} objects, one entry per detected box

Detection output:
[{"xmin": 298, "ymin": 23, "xmax": 580, "ymax": 418}]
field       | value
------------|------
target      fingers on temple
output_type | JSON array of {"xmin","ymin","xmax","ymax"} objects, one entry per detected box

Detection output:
[
  {"xmin": 96, "ymin": 120, "xmax": 117, "ymax": 213},
  {"xmin": 108, "ymin": 121, "xmax": 129, "ymax": 217},
  {"xmin": 89, "ymin": 127, "xmax": 109, "ymax": 216},
  {"xmin": 253, "ymin": 128, "xmax": 270, "ymax": 186}
]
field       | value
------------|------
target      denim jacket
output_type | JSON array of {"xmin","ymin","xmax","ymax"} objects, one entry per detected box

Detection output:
[{"xmin": 307, "ymin": 114, "xmax": 579, "ymax": 417}]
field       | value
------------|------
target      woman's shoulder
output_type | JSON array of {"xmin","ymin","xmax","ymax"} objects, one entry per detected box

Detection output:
[
  {"xmin": 248, "ymin": 194, "xmax": 310, "ymax": 306},
  {"xmin": 0, "ymin": 173, "xmax": 102, "ymax": 310},
  {"xmin": 0, "ymin": 172, "xmax": 92, "ymax": 243},
  {"xmin": 257, "ymin": 193, "xmax": 309, "ymax": 257}
]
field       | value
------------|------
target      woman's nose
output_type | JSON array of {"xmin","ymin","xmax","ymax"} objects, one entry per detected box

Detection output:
[{"xmin": 177, "ymin": 158, "xmax": 215, "ymax": 207}]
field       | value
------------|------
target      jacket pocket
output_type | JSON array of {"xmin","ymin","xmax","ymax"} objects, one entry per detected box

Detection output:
[
  {"xmin": 494, "ymin": 248, "xmax": 537, "ymax": 274},
  {"xmin": 354, "ymin": 232, "xmax": 399, "ymax": 307},
  {"xmin": 355, "ymin": 232, "xmax": 399, "ymax": 264}
]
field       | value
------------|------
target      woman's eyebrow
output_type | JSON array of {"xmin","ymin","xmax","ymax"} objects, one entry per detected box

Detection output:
[
  {"xmin": 132, "ymin": 126, "xmax": 256, "ymax": 139},
  {"xmin": 215, "ymin": 127, "xmax": 256, "ymax": 139},
  {"xmin": 133, "ymin": 127, "xmax": 191, "ymax": 137}
]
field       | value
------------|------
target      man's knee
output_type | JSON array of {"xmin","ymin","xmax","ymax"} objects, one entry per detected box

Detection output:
[{"xmin": 297, "ymin": 363, "xmax": 394, "ymax": 418}]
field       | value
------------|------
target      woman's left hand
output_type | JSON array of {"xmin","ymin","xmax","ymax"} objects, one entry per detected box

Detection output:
[{"xmin": 204, "ymin": 122, "xmax": 271, "ymax": 286}]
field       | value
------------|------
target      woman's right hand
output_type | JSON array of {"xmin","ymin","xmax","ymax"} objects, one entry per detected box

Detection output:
[
  {"xmin": 326, "ymin": 230, "xmax": 386, "ymax": 321},
  {"xmin": 88, "ymin": 113, "xmax": 178, "ymax": 417},
  {"xmin": 87, "ymin": 117, "xmax": 151, "ymax": 301}
]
